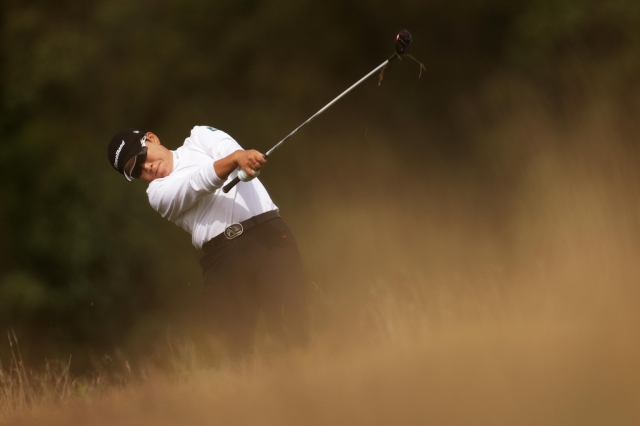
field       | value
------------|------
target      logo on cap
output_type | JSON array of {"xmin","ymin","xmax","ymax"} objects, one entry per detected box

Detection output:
[{"xmin": 114, "ymin": 140, "xmax": 126, "ymax": 168}]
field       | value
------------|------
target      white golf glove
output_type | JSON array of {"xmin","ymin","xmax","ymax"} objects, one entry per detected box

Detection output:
[{"xmin": 238, "ymin": 168, "xmax": 260, "ymax": 182}]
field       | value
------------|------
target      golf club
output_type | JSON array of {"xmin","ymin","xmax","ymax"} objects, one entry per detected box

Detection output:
[{"xmin": 222, "ymin": 29, "xmax": 413, "ymax": 193}]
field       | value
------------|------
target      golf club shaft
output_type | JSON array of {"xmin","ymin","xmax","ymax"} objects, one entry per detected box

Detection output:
[
  {"xmin": 266, "ymin": 56, "xmax": 395, "ymax": 157},
  {"xmin": 222, "ymin": 54, "xmax": 398, "ymax": 193}
]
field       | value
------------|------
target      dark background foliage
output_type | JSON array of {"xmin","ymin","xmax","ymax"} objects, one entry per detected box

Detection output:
[{"xmin": 1, "ymin": 0, "xmax": 639, "ymax": 371}]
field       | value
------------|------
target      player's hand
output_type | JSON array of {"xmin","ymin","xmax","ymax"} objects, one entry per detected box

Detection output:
[{"xmin": 234, "ymin": 150, "xmax": 267, "ymax": 177}]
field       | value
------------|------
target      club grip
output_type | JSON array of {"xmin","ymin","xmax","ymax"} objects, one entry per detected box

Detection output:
[{"xmin": 222, "ymin": 176, "xmax": 241, "ymax": 193}]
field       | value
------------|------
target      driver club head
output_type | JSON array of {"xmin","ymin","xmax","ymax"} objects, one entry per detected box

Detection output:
[{"xmin": 395, "ymin": 29, "xmax": 412, "ymax": 55}]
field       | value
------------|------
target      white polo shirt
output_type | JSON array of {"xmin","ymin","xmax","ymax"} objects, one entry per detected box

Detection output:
[{"xmin": 147, "ymin": 126, "xmax": 277, "ymax": 249}]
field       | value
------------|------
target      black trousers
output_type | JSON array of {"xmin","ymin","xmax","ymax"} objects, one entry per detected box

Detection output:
[{"xmin": 200, "ymin": 216, "xmax": 308, "ymax": 356}]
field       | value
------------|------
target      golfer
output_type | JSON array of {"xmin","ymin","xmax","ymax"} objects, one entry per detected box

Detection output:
[{"xmin": 107, "ymin": 126, "xmax": 308, "ymax": 356}]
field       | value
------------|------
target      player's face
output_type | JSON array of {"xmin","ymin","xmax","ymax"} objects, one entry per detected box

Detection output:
[{"xmin": 135, "ymin": 132, "xmax": 173, "ymax": 182}]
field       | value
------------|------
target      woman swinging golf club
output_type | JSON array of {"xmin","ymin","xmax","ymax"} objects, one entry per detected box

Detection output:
[{"xmin": 106, "ymin": 30, "xmax": 413, "ymax": 357}]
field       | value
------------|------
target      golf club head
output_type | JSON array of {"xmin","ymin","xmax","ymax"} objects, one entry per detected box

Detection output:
[{"xmin": 396, "ymin": 29, "xmax": 412, "ymax": 54}]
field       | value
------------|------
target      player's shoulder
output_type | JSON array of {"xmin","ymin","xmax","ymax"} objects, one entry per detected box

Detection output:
[
  {"xmin": 145, "ymin": 169, "xmax": 182, "ymax": 209},
  {"xmin": 146, "ymin": 174, "xmax": 169, "ymax": 194},
  {"xmin": 146, "ymin": 178, "xmax": 163, "ymax": 208},
  {"xmin": 188, "ymin": 125, "xmax": 233, "ymax": 143}
]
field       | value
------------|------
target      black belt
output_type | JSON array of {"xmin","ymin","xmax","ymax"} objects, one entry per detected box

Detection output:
[{"xmin": 202, "ymin": 210, "xmax": 280, "ymax": 252}]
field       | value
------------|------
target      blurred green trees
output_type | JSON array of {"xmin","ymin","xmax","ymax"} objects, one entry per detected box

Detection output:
[{"xmin": 1, "ymin": 0, "xmax": 639, "ymax": 371}]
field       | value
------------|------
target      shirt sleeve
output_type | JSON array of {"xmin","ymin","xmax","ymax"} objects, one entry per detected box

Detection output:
[
  {"xmin": 147, "ymin": 126, "xmax": 244, "ymax": 221},
  {"xmin": 192, "ymin": 126, "xmax": 242, "ymax": 162}
]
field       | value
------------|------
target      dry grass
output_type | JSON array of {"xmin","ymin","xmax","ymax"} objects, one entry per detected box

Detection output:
[
  {"xmin": 0, "ymin": 330, "xmax": 99, "ymax": 421},
  {"xmin": 3, "ymin": 91, "xmax": 640, "ymax": 425}
]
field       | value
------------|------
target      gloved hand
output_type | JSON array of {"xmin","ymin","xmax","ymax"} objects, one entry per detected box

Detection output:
[{"xmin": 238, "ymin": 168, "xmax": 261, "ymax": 182}]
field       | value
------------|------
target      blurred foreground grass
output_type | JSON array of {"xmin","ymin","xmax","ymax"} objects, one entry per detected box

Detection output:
[{"xmin": 2, "ymin": 89, "xmax": 640, "ymax": 425}]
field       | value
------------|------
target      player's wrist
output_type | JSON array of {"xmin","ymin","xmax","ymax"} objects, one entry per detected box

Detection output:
[{"xmin": 231, "ymin": 150, "xmax": 244, "ymax": 168}]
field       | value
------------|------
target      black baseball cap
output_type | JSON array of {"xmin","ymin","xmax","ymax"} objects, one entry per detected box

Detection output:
[{"xmin": 107, "ymin": 128, "xmax": 147, "ymax": 181}]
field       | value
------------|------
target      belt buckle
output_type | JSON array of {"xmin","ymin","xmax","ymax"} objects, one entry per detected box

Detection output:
[{"xmin": 224, "ymin": 223, "xmax": 244, "ymax": 239}]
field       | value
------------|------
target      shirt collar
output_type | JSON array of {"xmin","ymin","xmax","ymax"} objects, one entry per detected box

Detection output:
[{"xmin": 171, "ymin": 150, "xmax": 179, "ymax": 172}]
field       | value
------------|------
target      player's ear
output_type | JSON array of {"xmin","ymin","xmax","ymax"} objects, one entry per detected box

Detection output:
[{"xmin": 146, "ymin": 132, "xmax": 160, "ymax": 144}]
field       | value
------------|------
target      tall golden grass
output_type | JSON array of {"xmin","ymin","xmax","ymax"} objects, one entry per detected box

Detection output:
[
  {"xmin": 3, "ymin": 87, "xmax": 640, "ymax": 425},
  {"xmin": 0, "ymin": 330, "xmax": 99, "ymax": 421}
]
